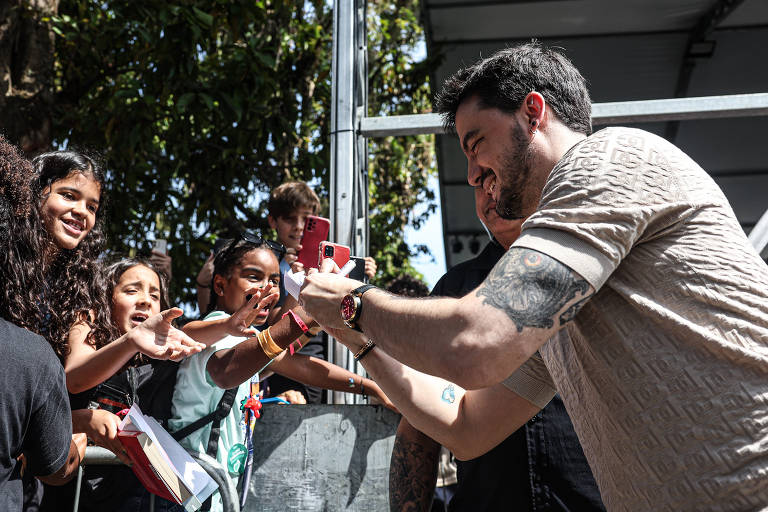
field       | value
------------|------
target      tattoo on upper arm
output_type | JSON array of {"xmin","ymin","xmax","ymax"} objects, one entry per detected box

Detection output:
[{"xmin": 477, "ymin": 248, "xmax": 592, "ymax": 332}]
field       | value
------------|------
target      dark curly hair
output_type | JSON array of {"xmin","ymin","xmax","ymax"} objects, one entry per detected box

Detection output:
[
  {"xmin": 205, "ymin": 238, "xmax": 279, "ymax": 316},
  {"xmin": 30, "ymin": 150, "xmax": 111, "ymax": 360},
  {"xmin": 435, "ymin": 42, "xmax": 592, "ymax": 136},
  {"xmin": 0, "ymin": 136, "xmax": 48, "ymax": 333}
]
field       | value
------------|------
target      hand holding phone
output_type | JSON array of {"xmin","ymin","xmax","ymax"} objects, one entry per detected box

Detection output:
[
  {"xmin": 319, "ymin": 241, "xmax": 350, "ymax": 269},
  {"xmin": 296, "ymin": 216, "xmax": 330, "ymax": 269},
  {"xmin": 154, "ymin": 239, "xmax": 168, "ymax": 254}
]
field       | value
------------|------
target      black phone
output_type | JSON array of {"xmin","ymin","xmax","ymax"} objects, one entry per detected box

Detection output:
[{"xmin": 348, "ymin": 255, "xmax": 367, "ymax": 283}]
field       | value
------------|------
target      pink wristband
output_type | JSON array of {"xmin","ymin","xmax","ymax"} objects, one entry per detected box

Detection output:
[
  {"xmin": 289, "ymin": 337, "xmax": 305, "ymax": 356},
  {"xmin": 283, "ymin": 309, "xmax": 309, "ymax": 334}
]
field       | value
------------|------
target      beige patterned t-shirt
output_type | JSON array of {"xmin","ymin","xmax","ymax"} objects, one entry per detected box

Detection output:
[{"xmin": 505, "ymin": 127, "xmax": 768, "ymax": 511}]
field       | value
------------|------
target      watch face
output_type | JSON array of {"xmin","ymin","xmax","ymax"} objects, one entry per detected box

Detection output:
[{"xmin": 340, "ymin": 294, "xmax": 356, "ymax": 321}]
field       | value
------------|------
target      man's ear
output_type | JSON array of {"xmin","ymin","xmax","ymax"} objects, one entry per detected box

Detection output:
[
  {"xmin": 267, "ymin": 215, "xmax": 277, "ymax": 230},
  {"xmin": 522, "ymin": 91, "xmax": 546, "ymax": 133},
  {"xmin": 213, "ymin": 274, "xmax": 226, "ymax": 296}
]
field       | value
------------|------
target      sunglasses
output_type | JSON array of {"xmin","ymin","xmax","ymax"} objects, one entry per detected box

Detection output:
[{"xmin": 236, "ymin": 232, "xmax": 286, "ymax": 261}]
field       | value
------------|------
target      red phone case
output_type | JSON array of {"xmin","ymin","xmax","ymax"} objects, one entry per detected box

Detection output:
[
  {"xmin": 296, "ymin": 216, "xmax": 330, "ymax": 269},
  {"xmin": 318, "ymin": 241, "xmax": 351, "ymax": 268}
]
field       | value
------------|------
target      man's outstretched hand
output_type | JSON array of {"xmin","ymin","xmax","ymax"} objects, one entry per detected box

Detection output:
[{"xmin": 299, "ymin": 258, "xmax": 365, "ymax": 329}]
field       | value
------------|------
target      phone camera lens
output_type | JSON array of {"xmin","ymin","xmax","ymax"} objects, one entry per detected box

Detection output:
[{"xmin": 324, "ymin": 246, "xmax": 334, "ymax": 257}]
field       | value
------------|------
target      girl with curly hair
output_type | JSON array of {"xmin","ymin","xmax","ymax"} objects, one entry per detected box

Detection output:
[{"xmin": 28, "ymin": 151, "xmax": 202, "ymax": 390}]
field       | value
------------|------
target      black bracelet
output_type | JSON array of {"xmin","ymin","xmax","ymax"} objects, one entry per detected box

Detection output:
[
  {"xmin": 196, "ymin": 280, "xmax": 210, "ymax": 288},
  {"xmin": 353, "ymin": 339, "xmax": 375, "ymax": 361}
]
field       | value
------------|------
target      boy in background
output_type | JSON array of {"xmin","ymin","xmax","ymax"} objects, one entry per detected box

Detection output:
[
  {"xmin": 196, "ymin": 181, "xmax": 377, "ymax": 403},
  {"xmin": 263, "ymin": 182, "xmax": 325, "ymax": 403}
]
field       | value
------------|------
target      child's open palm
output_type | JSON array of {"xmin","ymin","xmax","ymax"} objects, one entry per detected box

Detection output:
[
  {"xmin": 128, "ymin": 308, "xmax": 205, "ymax": 361},
  {"xmin": 226, "ymin": 284, "xmax": 281, "ymax": 337}
]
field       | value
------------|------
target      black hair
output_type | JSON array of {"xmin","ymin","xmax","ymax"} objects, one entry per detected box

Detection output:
[
  {"xmin": 435, "ymin": 42, "xmax": 592, "ymax": 136},
  {"xmin": 0, "ymin": 135, "xmax": 47, "ymax": 333},
  {"xmin": 205, "ymin": 238, "xmax": 278, "ymax": 316},
  {"xmin": 105, "ymin": 258, "xmax": 171, "ymax": 317},
  {"xmin": 30, "ymin": 150, "xmax": 110, "ymax": 360},
  {"xmin": 385, "ymin": 274, "xmax": 430, "ymax": 298}
]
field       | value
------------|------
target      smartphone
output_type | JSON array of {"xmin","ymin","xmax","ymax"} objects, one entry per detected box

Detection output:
[
  {"xmin": 319, "ymin": 241, "xmax": 351, "ymax": 269},
  {"xmin": 348, "ymin": 255, "xmax": 367, "ymax": 283},
  {"xmin": 154, "ymin": 239, "xmax": 168, "ymax": 254},
  {"xmin": 296, "ymin": 215, "xmax": 330, "ymax": 269}
]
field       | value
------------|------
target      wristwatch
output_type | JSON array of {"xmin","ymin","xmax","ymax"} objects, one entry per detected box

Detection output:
[{"xmin": 340, "ymin": 284, "xmax": 376, "ymax": 331}]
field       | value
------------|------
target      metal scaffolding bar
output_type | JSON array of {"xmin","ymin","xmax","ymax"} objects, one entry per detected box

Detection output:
[
  {"xmin": 329, "ymin": 0, "xmax": 369, "ymax": 404},
  {"xmin": 748, "ymin": 208, "xmax": 768, "ymax": 257},
  {"xmin": 359, "ymin": 92, "xmax": 768, "ymax": 137}
]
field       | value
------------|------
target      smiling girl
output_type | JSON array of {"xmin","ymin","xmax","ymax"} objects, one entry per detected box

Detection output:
[
  {"xmin": 168, "ymin": 237, "xmax": 392, "ymax": 512},
  {"xmin": 30, "ymin": 151, "xmax": 111, "ymax": 359}
]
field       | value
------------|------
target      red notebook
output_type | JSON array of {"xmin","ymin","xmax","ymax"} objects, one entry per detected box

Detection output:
[
  {"xmin": 119, "ymin": 430, "xmax": 180, "ymax": 501},
  {"xmin": 117, "ymin": 404, "xmax": 217, "ymax": 510}
]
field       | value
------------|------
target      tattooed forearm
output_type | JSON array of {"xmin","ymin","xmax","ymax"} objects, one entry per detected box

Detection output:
[
  {"xmin": 389, "ymin": 421, "xmax": 441, "ymax": 512},
  {"xmin": 477, "ymin": 248, "xmax": 592, "ymax": 332}
]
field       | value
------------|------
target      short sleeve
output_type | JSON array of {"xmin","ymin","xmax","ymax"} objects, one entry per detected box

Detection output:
[
  {"xmin": 23, "ymin": 359, "xmax": 72, "ymax": 476},
  {"xmin": 515, "ymin": 128, "xmax": 698, "ymax": 290},
  {"xmin": 501, "ymin": 351, "xmax": 556, "ymax": 409}
]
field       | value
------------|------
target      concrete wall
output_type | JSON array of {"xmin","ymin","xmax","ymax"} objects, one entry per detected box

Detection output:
[{"xmin": 245, "ymin": 404, "xmax": 400, "ymax": 511}]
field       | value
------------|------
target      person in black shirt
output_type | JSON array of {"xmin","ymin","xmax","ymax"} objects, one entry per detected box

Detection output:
[
  {"xmin": 0, "ymin": 136, "xmax": 82, "ymax": 511},
  {"xmin": 387, "ymin": 185, "xmax": 604, "ymax": 511}
]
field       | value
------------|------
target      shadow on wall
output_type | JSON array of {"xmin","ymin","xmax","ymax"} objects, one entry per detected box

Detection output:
[{"xmin": 247, "ymin": 404, "xmax": 400, "ymax": 511}]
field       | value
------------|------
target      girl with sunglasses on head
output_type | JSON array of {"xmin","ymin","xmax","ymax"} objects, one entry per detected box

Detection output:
[{"xmin": 166, "ymin": 236, "xmax": 393, "ymax": 512}]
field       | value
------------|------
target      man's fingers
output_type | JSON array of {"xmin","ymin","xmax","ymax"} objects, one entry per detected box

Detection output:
[{"xmin": 319, "ymin": 257, "xmax": 340, "ymax": 273}]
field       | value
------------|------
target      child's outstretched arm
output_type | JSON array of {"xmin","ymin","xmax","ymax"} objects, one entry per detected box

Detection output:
[
  {"xmin": 206, "ymin": 306, "xmax": 318, "ymax": 389},
  {"xmin": 183, "ymin": 285, "xmax": 279, "ymax": 345},
  {"xmin": 65, "ymin": 309, "xmax": 205, "ymax": 393},
  {"xmin": 270, "ymin": 352, "xmax": 396, "ymax": 411}
]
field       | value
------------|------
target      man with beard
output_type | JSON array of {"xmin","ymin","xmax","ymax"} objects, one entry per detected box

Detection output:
[{"xmin": 300, "ymin": 42, "xmax": 768, "ymax": 510}]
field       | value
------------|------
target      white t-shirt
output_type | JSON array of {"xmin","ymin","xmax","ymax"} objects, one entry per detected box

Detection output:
[{"xmin": 502, "ymin": 127, "xmax": 768, "ymax": 511}]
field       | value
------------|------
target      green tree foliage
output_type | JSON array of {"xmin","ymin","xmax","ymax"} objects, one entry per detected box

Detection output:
[
  {"xmin": 49, "ymin": 0, "xmax": 436, "ymax": 310},
  {"xmin": 367, "ymin": 1, "xmax": 439, "ymax": 285}
]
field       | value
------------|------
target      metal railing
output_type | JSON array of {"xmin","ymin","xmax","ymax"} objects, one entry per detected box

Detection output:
[{"xmin": 73, "ymin": 447, "xmax": 239, "ymax": 512}]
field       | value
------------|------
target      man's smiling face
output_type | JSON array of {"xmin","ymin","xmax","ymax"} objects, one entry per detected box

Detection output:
[{"xmin": 456, "ymin": 95, "xmax": 541, "ymax": 220}]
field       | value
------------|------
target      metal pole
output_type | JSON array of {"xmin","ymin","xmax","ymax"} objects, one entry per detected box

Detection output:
[
  {"xmin": 359, "ymin": 92, "xmax": 768, "ymax": 137},
  {"xmin": 329, "ymin": 0, "xmax": 357, "ymax": 404},
  {"xmin": 748, "ymin": 208, "xmax": 768, "ymax": 257},
  {"xmin": 350, "ymin": 0, "xmax": 370, "ymax": 403}
]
